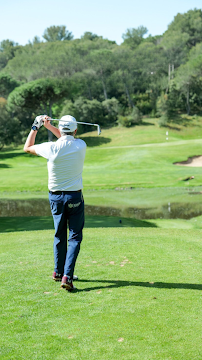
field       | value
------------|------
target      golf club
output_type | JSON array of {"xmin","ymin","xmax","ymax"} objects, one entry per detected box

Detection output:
[{"xmin": 50, "ymin": 119, "xmax": 101, "ymax": 135}]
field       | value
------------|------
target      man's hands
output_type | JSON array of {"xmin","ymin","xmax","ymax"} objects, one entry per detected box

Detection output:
[
  {"xmin": 30, "ymin": 114, "xmax": 61, "ymax": 139},
  {"xmin": 32, "ymin": 115, "xmax": 51, "ymax": 130},
  {"xmin": 43, "ymin": 116, "xmax": 52, "ymax": 129}
]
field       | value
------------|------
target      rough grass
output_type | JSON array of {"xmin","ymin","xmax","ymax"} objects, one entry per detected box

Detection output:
[{"xmin": 1, "ymin": 226, "xmax": 202, "ymax": 360}]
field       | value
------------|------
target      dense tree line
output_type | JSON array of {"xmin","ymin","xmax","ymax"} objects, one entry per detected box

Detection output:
[{"xmin": 0, "ymin": 9, "xmax": 202, "ymax": 147}]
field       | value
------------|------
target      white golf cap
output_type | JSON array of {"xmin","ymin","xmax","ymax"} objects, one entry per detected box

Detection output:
[{"xmin": 59, "ymin": 115, "xmax": 77, "ymax": 133}]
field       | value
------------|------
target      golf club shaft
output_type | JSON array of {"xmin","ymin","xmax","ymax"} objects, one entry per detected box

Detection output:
[
  {"xmin": 51, "ymin": 119, "xmax": 97, "ymax": 126},
  {"xmin": 50, "ymin": 119, "xmax": 101, "ymax": 135}
]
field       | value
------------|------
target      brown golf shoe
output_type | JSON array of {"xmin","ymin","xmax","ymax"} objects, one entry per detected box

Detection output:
[
  {"xmin": 61, "ymin": 276, "xmax": 76, "ymax": 291},
  {"xmin": 52, "ymin": 272, "xmax": 62, "ymax": 281},
  {"xmin": 52, "ymin": 272, "xmax": 78, "ymax": 281}
]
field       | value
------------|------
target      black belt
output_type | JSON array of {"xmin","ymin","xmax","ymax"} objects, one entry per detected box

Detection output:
[{"xmin": 49, "ymin": 190, "xmax": 81, "ymax": 195}]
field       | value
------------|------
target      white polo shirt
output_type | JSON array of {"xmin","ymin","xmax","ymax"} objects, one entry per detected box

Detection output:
[{"xmin": 34, "ymin": 135, "xmax": 86, "ymax": 192}]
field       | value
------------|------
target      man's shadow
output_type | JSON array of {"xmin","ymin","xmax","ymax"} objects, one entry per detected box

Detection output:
[{"xmin": 72, "ymin": 279, "xmax": 202, "ymax": 292}]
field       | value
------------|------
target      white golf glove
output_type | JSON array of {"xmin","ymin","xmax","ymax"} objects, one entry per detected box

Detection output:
[{"xmin": 32, "ymin": 115, "xmax": 47, "ymax": 130}]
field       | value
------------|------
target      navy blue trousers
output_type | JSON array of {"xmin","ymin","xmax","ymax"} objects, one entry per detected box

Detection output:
[{"xmin": 49, "ymin": 191, "xmax": 84, "ymax": 280}]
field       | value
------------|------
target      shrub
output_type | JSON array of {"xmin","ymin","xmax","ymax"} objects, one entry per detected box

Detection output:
[
  {"xmin": 60, "ymin": 97, "xmax": 120, "ymax": 133},
  {"xmin": 129, "ymin": 107, "xmax": 142, "ymax": 124},
  {"xmin": 102, "ymin": 97, "xmax": 119, "ymax": 125},
  {"xmin": 117, "ymin": 116, "xmax": 132, "ymax": 127},
  {"xmin": 132, "ymin": 93, "xmax": 153, "ymax": 114},
  {"xmin": 0, "ymin": 101, "xmax": 20, "ymax": 149},
  {"xmin": 59, "ymin": 100, "xmax": 75, "ymax": 118},
  {"xmin": 156, "ymin": 83, "xmax": 183, "ymax": 126},
  {"xmin": 117, "ymin": 107, "xmax": 142, "ymax": 127}
]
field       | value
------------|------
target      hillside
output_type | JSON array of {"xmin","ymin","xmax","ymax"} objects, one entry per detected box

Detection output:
[{"xmin": 1, "ymin": 9, "xmax": 202, "ymax": 149}]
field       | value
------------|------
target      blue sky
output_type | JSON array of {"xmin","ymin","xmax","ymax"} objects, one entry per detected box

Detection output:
[{"xmin": 1, "ymin": 0, "xmax": 201, "ymax": 45}]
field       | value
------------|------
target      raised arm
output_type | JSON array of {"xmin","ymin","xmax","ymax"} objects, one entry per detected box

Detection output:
[
  {"xmin": 24, "ymin": 115, "xmax": 53, "ymax": 155},
  {"xmin": 43, "ymin": 119, "xmax": 61, "ymax": 139},
  {"xmin": 23, "ymin": 129, "xmax": 38, "ymax": 155}
]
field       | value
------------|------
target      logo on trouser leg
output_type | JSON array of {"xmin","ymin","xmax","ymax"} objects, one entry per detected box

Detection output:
[{"xmin": 68, "ymin": 202, "xmax": 81, "ymax": 208}]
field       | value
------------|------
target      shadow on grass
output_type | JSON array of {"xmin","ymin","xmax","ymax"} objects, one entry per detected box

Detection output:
[
  {"xmin": 0, "ymin": 151, "xmax": 25, "ymax": 160},
  {"xmin": 162, "ymin": 115, "xmax": 194, "ymax": 129},
  {"xmin": 73, "ymin": 279, "xmax": 202, "ymax": 292},
  {"xmin": 0, "ymin": 163, "xmax": 11, "ymax": 168},
  {"xmin": 0, "ymin": 215, "xmax": 157, "ymax": 232},
  {"xmin": 141, "ymin": 120, "xmax": 155, "ymax": 126},
  {"xmin": 79, "ymin": 136, "xmax": 111, "ymax": 147}
]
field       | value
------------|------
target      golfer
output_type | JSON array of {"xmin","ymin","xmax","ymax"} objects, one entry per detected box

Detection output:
[{"xmin": 24, "ymin": 115, "xmax": 86, "ymax": 291}]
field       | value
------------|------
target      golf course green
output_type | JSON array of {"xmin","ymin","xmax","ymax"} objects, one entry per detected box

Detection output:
[{"xmin": 1, "ymin": 117, "xmax": 202, "ymax": 359}]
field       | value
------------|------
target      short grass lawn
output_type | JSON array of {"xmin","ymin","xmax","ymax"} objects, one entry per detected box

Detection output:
[
  {"xmin": 1, "ymin": 120, "xmax": 202, "ymax": 193},
  {"xmin": 0, "ymin": 226, "xmax": 202, "ymax": 359}
]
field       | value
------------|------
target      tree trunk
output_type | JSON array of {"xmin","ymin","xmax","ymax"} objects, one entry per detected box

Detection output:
[
  {"xmin": 87, "ymin": 84, "xmax": 92, "ymax": 100},
  {"xmin": 124, "ymin": 82, "xmax": 134, "ymax": 108},
  {"xmin": 186, "ymin": 86, "xmax": 190, "ymax": 115},
  {"xmin": 100, "ymin": 70, "xmax": 108, "ymax": 100},
  {"xmin": 122, "ymin": 71, "xmax": 134, "ymax": 108},
  {"xmin": 43, "ymin": 103, "xmax": 48, "ymax": 114}
]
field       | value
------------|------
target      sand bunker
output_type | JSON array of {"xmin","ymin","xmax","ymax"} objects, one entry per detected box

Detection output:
[{"xmin": 174, "ymin": 155, "xmax": 202, "ymax": 167}]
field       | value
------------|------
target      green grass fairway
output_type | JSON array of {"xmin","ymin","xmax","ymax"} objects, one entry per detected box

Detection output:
[
  {"xmin": 1, "ymin": 118, "xmax": 202, "ymax": 194},
  {"xmin": 1, "ymin": 226, "xmax": 202, "ymax": 360},
  {"xmin": 1, "ymin": 139, "xmax": 202, "ymax": 192}
]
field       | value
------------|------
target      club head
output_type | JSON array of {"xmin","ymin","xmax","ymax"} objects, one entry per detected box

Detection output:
[{"xmin": 97, "ymin": 125, "xmax": 101, "ymax": 135}]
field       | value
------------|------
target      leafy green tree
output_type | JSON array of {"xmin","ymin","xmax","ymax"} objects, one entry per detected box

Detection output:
[
  {"xmin": 169, "ymin": 42, "xmax": 202, "ymax": 115},
  {"xmin": 0, "ymin": 99, "xmax": 20, "ymax": 149},
  {"xmin": 87, "ymin": 49, "xmax": 115, "ymax": 100},
  {"xmin": 122, "ymin": 26, "xmax": 148, "ymax": 49},
  {"xmin": 174, "ymin": 69, "xmax": 193, "ymax": 115},
  {"xmin": 8, "ymin": 78, "xmax": 69, "ymax": 113},
  {"xmin": 130, "ymin": 41, "xmax": 168, "ymax": 113},
  {"xmin": 0, "ymin": 73, "xmax": 20, "ymax": 98},
  {"xmin": 62, "ymin": 97, "xmax": 104, "ymax": 124},
  {"xmin": 161, "ymin": 9, "xmax": 202, "ymax": 69},
  {"xmin": 81, "ymin": 32, "xmax": 100, "ymax": 41},
  {"xmin": 0, "ymin": 39, "xmax": 21, "ymax": 70},
  {"xmin": 117, "ymin": 107, "xmax": 142, "ymax": 127},
  {"xmin": 60, "ymin": 97, "xmax": 103, "ymax": 133},
  {"xmin": 113, "ymin": 40, "xmax": 167, "ymax": 114},
  {"xmin": 28, "ymin": 36, "xmax": 41, "ymax": 45},
  {"xmin": 8, "ymin": 78, "xmax": 69, "ymax": 139},
  {"xmin": 2, "ymin": 8, "xmax": 202, "ymax": 123},
  {"xmin": 166, "ymin": 9, "xmax": 202, "ymax": 48},
  {"xmin": 102, "ymin": 98, "xmax": 119, "ymax": 124},
  {"xmin": 156, "ymin": 82, "xmax": 183, "ymax": 125},
  {"xmin": 132, "ymin": 93, "xmax": 153, "ymax": 115},
  {"xmin": 3, "ymin": 36, "xmax": 116, "ymax": 83},
  {"xmin": 69, "ymin": 69, "xmax": 100, "ymax": 100},
  {"xmin": 0, "ymin": 39, "xmax": 18, "ymax": 55},
  {"xmin": 60, "ymin": 97, "xmax": 119, "ymax": 131},
  {"xmin": 110, "ymin": 47, "xmax": 135, "ymax": 109},
  {"xmin": 4, "ymin": 41, "xmax": 77, "ymax": 81},
  {"xmin": 42, "ymin": 26, "xmax": 73, "ymax": 42},
  {"xmin": 161, "ymin": 31, "xmax": 190, "ymax": 67}
]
